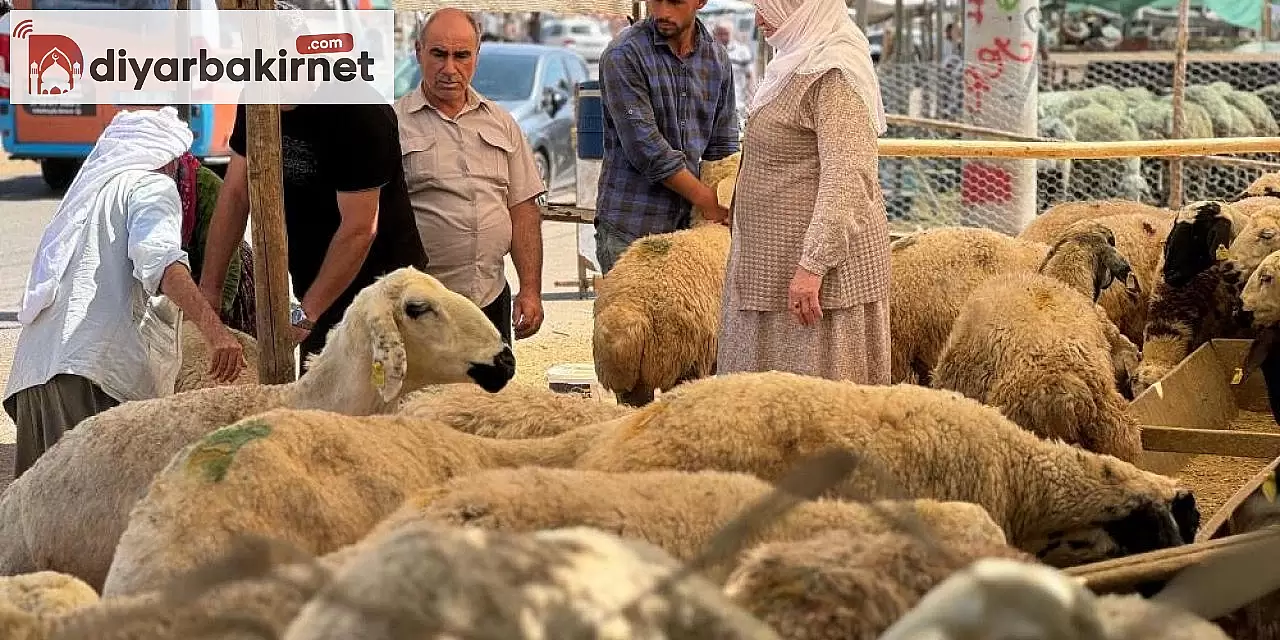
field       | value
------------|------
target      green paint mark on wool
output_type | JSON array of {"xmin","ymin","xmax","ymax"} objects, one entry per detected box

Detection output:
[
  {"xmin": 185, "ymin": 420, "xmax": 273, "ymax": 483},
  {"xmin": 637, "ymin": 237, "xmax": 672, "ymax": 257}
]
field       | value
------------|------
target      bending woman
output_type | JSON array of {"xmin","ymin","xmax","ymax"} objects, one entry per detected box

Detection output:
[
  {"xmin": 717, "ymin": 0, "xmax": 892, "ymax": 383},
  {"xmin": 176, "ymin": 153, "xmax": 258, "ymax": 338}
]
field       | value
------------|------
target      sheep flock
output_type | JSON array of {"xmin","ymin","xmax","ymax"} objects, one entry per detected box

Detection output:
[{"xmin": 7, "ymin": 167, "xmax": 1280, "ymax": 638}]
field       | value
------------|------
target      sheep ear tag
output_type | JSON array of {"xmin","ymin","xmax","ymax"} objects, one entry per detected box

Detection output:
[
  {"xmin": 371, "ymin": 361, "xmax": 386, "ymax": 390},
  {"xmin": 1232, "ymin": 367, "xmax": 1244, "ymax": 385},
  {"xmin": 1125, "ymin": 272, "xmax": 1141, "ymax": 296},
  {"xmin": 1263, "ymin": 473, "xmax": 1277, "ymax": 503},
  {"xmin": 1217, "ymin": 245, "xmax": 1231, "ymax": 261}
]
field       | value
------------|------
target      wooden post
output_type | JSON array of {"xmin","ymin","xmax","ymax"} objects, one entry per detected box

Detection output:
[
  {"xmin": 242, "ymin": 0, "xmax": 296, "ymax": 383},
  {"xmin": 1167, "ymin": 0, "xmax": 1190, "ymax": 209}
]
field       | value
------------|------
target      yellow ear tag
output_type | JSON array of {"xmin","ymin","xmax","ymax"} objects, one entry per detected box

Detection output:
[
  {"xmin": 371, "ymin": 361, "xmax": 386, "ymax": 388},
  {"xmin": 1217, "ymin": 245, "xmax": 1231, "ymax": 261},
  {"xmin": 1263, "ymin": 473, "xmax": 1277, "ymax": 502},
  {"xmin": 1232, "ymin": 367, "xmax": 1244, "ymax": 385}
]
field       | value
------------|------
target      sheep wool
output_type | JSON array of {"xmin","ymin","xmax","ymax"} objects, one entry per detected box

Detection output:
[
  {"xmin": 1228, "ymin": 205, "xmax": 1280, "ymax": 280},
  {"xmin": 723, "ymin": 529, "xmax": 1037, "ymax": 640},
  {"xmin": 100, "ymin": 408, "xmax": 611, "ymax": 597},
  {"xmin": 691, "ymin": 152, "xmax": 741, "ymax": 225},
  {"xmin": 593, "ymin": 222, "xmax": 731, "ymax": 406},
  {"xmin": 888, "ymin": 226, "xmax": 1048, "ymax": 383},
  {"xmin": 1242, "ymin": 172, "xmax": 1280, "ymax": 199},
  {"xmin": 1136, "ymin": 202, "xmax": 1249, "ymax": 395},
  {"xmin": 174, "ymin": 322, "xmax": 260, "ymax": 393},
  {"xmin": 372, "ymin": 466, "xmax": 1006, "ymax": 579},
  {"xmin": 397, "ymin": 381, "xmax": 632, "ymax": 439},
  {"xmin": 281, "ymin": 522, "xmax": 781, "ymax": 640},
  {"xmin": 932, "ymin": 222, "xmax": 1143, "ymax": 462},
  {"xmin": 1019, "ymin": 200, "xmax": 1173, "ymax": 246},
  {"xmin": 0, "ymin": 572, "xmax": 98, "ymax": 621},
  {"xmin": 571, "ymin": 371, "xmax": 1199, "ymax": 567},
  {"xmin": 0, "ymin": 267, "xmax": 515, "ymax": 593}
]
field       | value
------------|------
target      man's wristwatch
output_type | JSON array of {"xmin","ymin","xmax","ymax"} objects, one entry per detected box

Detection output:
[{"xmin": 290, "ymin": 305, "xmax": 315, "ymax": 331}]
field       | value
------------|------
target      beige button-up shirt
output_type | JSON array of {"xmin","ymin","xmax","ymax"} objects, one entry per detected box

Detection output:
[{"xmin": 394, "ymin": 85, "xmax": 546, "ymax": 309}]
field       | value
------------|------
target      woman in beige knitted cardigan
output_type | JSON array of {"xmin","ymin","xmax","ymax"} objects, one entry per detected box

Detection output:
[{"xmin": 716, "ymin": 0, "xmax": 892, "ymax": 383}]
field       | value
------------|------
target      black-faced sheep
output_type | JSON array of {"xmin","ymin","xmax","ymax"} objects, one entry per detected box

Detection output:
[
  {"xmin": 723, "ymin": 529, "xmax": 1037, "ymax": 640},
  {"xmin": 371, "ymin": 466, "xmax": 1007, "ymax": 579},
  {"xmin": 1135, "ymin": 201, "xmax": 1249, "ymax": 395},
  {"xmin": 571, "ymin": 371, "xmax": 1200, "ymax": 567},
  {"xmin": 100, "ymin": 408, "xmax": 612, "ymax": 597},
  {"xmin": 931, "ymin": 221, "xmax": 1144, "ymax": 462},
  {"xmin": 888, "ymin": 226, "xmax": 1048, "ymax": 383},
  {"xmin": 397, "ymin": 382, "xmax": 632, "ymax": 438},
  {"xmin": 593, "ymin": 222, "xmax": 731, "ymax": 406},
  {"xmin": 0, "ymin": 267, "xmax": 517, "ymax": 592}
]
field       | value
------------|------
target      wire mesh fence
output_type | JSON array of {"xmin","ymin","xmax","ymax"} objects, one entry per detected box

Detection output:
[{"xmin": 877, "ymin": 54, "xmax": 1280, "ymax": 234}]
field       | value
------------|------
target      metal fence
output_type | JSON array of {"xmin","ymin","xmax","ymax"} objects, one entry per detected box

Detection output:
[{"xmin": 876, "ymin": 55, "xmax": 1280, "ymax": 233}]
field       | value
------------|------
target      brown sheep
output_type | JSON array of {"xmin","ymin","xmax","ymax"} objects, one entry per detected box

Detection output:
[
  {"xmin": 592, "ymin": 223, "xmax": 731, "ymax": 406},
  {"xmin": 373, "ymin": 466, "xmax": 1006, "ymax": 579},
  {"xmin": 1019, "ymin": 199, "xmax": 1173, "ymax": 245},
  {"xmin": 931, "ymin": 221, "xmax": 1144, "ymax": 462},
  {"xmin": 572, "ymin": 371, "xmax": 1200, "ymax": 567},
  {"xmin": 888, "ymin": 227, "xmax": 1047, "ymax": 383},
  {"xmin": 397, "ymin": 382, "xmax": 632, "ymax": 439},
  {"xmin": 724, "ymin": 529, "xmax": 1036, "ymax": 640}
]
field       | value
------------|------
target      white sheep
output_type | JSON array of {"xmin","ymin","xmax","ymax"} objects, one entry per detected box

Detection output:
[
  {"xmin": 373, "ymin": 466, "xmax": 1007, "ymax": 578},
  {"xmin": 280, "ymin": 522, "xmax": 782, "ymax": 640},
  {"xmin": 1226, "ymin": 204, "xmax": 1280, "ymax": 281},
  {"xmin": 593, "ymin": 222, "xmax": 731, "ymax": 406},
  {"xmin": 1020, "ymin": 199, "xmax": 1173, "ymax": 246},
  {"xmin": 879, "ymin": 557, "xmax": 1230, "ymax": 640},
  {"xmin": 0, "ymin": 267, "xmax": 517, "ymax": 592},
  {"xmin": 571, "ymin": 371, "xmax": 1200, "ymax": 567},
  {"xmin": 397, "ymin": 381, "xmax": 632, "ymax": 438},
  {"xmin": 100, "ymin": 406, "xmax": 612, "ymax": 597},
  {"xmin": 931, "ymin": 221, "xmax": 1144, "ymax": 462}
]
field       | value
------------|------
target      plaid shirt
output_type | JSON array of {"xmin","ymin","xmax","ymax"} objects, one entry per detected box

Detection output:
[{"xmin": 595, "ymin": 17, "xmax": 740, "ymax": 242}]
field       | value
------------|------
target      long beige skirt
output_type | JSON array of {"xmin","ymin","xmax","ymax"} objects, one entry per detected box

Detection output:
[{"xmin": 716, "ymin": 299, "xmax": 891, "ymax": 384}]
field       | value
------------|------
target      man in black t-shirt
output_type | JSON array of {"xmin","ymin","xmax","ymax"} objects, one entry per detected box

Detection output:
[{"xmin": 197, "ymin": 94, "xmax": 428, "ymax": 367}]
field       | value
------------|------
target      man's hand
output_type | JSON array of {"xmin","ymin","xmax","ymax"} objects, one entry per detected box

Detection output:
[
  {"xmin": 514, "ymin": 290, "xmax": 544, "ymax": 340},
  {"xmin": 696, "ymin": 185, "xmax": 731, "ymax": 225},
  {"xmin": 199, "ymin": 282, "xmax": 223, "ymax": 313},
  {"xmin": 289, "ymin": 324, "xmax": 312, "ymax": 347},
  {"xmin": 201, "ymin": 323, "xmax": 247, "ymax": 383},
  {"xmin": 788, "ymin": 266, "xmax": 824, "ymax": 326}
]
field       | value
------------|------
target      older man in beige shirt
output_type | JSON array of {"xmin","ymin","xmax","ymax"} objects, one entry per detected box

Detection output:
[{"xmin": 395, "ymin": 8, "xmax": 545, "ymax": 344}]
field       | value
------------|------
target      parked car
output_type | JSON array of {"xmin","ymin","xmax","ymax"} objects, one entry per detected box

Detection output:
[
  {"xmin": 394, "ymin": 43, "xmax": 591, "ymax": 205},
  {"xmin": 539, "ymin": 16, "xmax": 611, "ymax": 63}
]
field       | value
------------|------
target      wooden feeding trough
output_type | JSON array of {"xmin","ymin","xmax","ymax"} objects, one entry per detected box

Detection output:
[
  {"xmin": 1063, "ymin": 338, "xmax": 1280, "ymax": 639},
  {"xmin": 1128, "ymin": 339, "xmax": 1280, "ymax": 528}
]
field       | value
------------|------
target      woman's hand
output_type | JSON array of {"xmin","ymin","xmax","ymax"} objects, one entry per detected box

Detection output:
[{"xmin": 788, "ymin": 266, "xmax": 824, "ymax": 326}]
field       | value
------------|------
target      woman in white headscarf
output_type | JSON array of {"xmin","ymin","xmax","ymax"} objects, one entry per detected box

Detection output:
[
  {"xmin": 4, "ymin": 107, "xmax": 245, "ymax": 480},
  {"xmin": 716, "ymin": 0, "xmax": 892, "ymax": 383}
]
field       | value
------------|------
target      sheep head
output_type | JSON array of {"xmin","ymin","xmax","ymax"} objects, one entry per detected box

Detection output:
[
  {"xmin": 319, "ymin": 267, "xmax": 515, "ymax": 402},
  {"xmin": 1162, "ymin": 200, "xmax": 1237, "ymax": 288},
  {"xmin": 1227, "ymin": 205, "xmax": 1280, "ymax": 279},
  {"xmin": 1041, "ymin": 221, "xmax": 1136, "ymax": 302},
  {"xmin": 1241, "ymin": 250, "xmax": 1280, "ymax": 328},
  {"xmin": 1235, "ymin": 171, "xmax": 1280, "ymax": 201}
]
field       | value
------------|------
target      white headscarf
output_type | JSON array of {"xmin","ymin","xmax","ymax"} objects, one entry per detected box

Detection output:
[
  {"xmin": 748, "ymin": 0, "xmax": 887, "ymax": 136},
  {"xmin": 17, "ymin": 106, "xmax": 193, "ymax": 325}
]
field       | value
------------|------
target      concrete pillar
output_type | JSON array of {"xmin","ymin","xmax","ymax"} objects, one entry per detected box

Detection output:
[{"xmin": 960, "ymin": 0, "xmax": 1039, "ymax": 234}]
